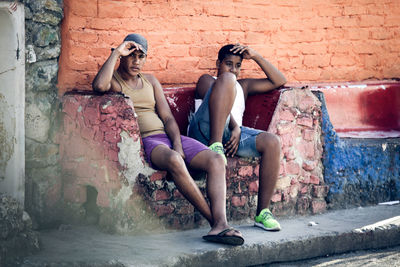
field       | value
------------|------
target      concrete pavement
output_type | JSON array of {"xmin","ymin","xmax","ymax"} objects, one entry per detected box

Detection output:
[{"xmin": 19, "ymin": 204, "xmax": 400, "ymax": 266}]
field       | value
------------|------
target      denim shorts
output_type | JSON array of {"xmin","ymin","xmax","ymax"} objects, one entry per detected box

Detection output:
[{"xmin": 188, "ymin": 88, "xmax": 262, "ymax": 158}]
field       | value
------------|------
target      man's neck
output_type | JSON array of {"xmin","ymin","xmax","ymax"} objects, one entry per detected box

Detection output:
[{"xmin": 118, "ymin": 68, "xmax": 139, "ymax": 82}]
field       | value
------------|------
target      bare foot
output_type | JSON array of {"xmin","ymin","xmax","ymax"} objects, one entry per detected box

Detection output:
[{"xmin": 208, "ymin": 224, "xmax": 243, "ymax": 239}]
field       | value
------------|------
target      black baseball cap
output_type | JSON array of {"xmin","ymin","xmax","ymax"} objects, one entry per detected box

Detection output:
[{"xmin": 123, "ymin": 33, "xmax": 148, "ymax": 55}]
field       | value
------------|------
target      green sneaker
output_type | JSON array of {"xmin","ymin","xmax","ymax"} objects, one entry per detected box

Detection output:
[
  {"xmin": 209, "ymin": 142, "xmax": 227, "ymax": 165},
  {"xmin": 254, "ymin": 208, "xmax": 281, "ymax": 231}
]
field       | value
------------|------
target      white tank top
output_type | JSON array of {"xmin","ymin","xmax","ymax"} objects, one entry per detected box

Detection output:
[{"xmin": 195, "ymin": 77, "xmax": 245, "ymax": 126}]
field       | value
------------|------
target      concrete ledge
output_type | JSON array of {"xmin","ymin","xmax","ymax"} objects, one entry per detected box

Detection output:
[{"xmin": 19, "ymin": 205, "xmax": 400, "ymax": 266}]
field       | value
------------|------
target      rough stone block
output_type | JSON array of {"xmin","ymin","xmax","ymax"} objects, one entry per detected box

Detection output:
[
  {"xmin": 83, "ymin": 107, "xmax": 101, "ymax": 126},
  {"xmin": 302, "ymin": 129, "xmax": 314, "ymax": 141},
  {"xmin": 283, "ymin": 146, "xmax": 296, "ymax": 160},
  {"xmin": 96, "ymin": 189, "xmax": 110, "ymax": 208},
  {"xmin": 176, "ymin": 204, "xmax": 194, "ymax": 215},
  {"xmin": 311, "ymin": 200, "xmax": 327, "ymax": 214},
  {"xmin": 232, "ymin": 195, "xmax": 247, "ymax": 207},
  {"xmin": 302, "ymin": 160, "xmax": 316, "ymax": 171},
  {"xmin": 296, "ymin": 196, "xmax": 310, "ymax": 214},
  {"xmin": 277, "ymin": 122, "xmax": 295, "ymax": 135},
  {"xmin": 238, "ymin": 166, "xmax": 253, "ymax": 177},
  {"xmin": 279, "ymin": 133, "xmax": 294, "ymax": 147},
  {"xmin": 286, "ymin": 161, "xmax": 301, "ymax": 175},
  {"xmin": 155, "ymin": 190, "xmax": 171, "ymax": 201},
  {"xmin": 279, "ymin": 109, "xmax": 296, "ymax": 121},
  {"xmin": 173, "ymin": 190, "xmax": 184, "ymax": 199},
  {"xmin": 298, "ymin": 141, "xmax": 315, "ymax": 159},
  {"xmin": 312, "ymin": 185, "xmax": 329, "ymax": 198},
  {"xmin": 310, "ymin": 175, "xmax": 320, "ymax": 185},
  {"xmin": 150, "ymin": 171, "xmax": 165, "ymax": 182},
  {"xmin": 271, "ymin": 193, "xmax": 282, "ymax": 202},
  {"xmin": 276, "ymin": 176, "xmax": 291, "ymax": 190},
  {"xmin": 298, "ymin": 95, "xmax": 316, "ymax": 112},
  {"xmin": 63, "ymin": 184, "xmax": 86, "ymax": 204},
  {"xmin": 297, "ymin": 116, "xmax": 314, "ymax": 128},
  {"xmin": 249, "ymin": 180, "xmax": 259, "ymax": 193},
  {"xmin": 154, "ymin": 204, "xmax": 175, "ymax": 217}
]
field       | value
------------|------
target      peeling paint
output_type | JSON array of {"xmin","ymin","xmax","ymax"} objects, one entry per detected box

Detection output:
[
  {"xmin": 101, "ymin": 165, "xmax": 109, "ymax": 183},
  {"xmin": 347, "ymin": 84, "xmax": 367, "ymax": 89},
  {"xmin": 166, "ymin": 95, "xmax": 178, "ymax": 112},
  {"xmin": 117, "ymin": 130, "xmax": 154, "ymax": 185},
  {"xmin": 0, "ymin": 67, "xmax": 16, "ymax": 76},
  {"xmin": 0, "ymin": 94, "xmax": 15, "ymax": 181},
  {"xmin": 101, "ymin": 101, "xmax": 112, "ymax": 110},
  {"xmin": 111, "ymin": 184, "xmax": 132, "ymax": 209}
]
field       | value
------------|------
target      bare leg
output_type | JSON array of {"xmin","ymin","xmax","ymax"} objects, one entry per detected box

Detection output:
[
  {"xmin": 208, "ymin": 72, "xmax": 236, "ymax": 145},
  {"xmin": 255, "ymin": 132, "xmax": 281, "ymax": 215},
  {"xmin": 189, "ymin": 150, "xmax": 242, "ymax": 238},
  {"xmin": 151, "ymin": 145, "xmax": 213, "ymax": 224}
]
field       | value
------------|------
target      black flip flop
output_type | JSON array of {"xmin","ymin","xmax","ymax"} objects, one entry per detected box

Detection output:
[{"xmin": 202, "ymin": 228, "xmax": 244, "ymax": 246}]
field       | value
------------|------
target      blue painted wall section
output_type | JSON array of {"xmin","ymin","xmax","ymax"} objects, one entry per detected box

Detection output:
[{"xmin": 314, "ymin": 91, "xmax": 400, "ymax": 209}]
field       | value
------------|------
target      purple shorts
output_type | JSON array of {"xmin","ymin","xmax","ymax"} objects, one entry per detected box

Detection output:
[{"xmin": 141, "ymin": 134, "xmax": 209, "ymax": 169}]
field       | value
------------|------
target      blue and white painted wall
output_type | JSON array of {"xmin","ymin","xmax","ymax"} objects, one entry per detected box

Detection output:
[{"xmin": 314, "ymin": 83, "xmax": 400, "ymax": 209}]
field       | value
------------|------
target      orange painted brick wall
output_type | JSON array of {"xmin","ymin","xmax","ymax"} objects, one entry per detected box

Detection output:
[{"xmin": 58, "ymin": 0, "xmax": 400, "ymax": 94}]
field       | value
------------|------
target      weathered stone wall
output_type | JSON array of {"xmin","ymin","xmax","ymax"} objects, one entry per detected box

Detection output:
[
  {"xmin": 268, "ymin": 89, "xmax": 327, "ymax": 215},
  {"xmin": 57, "ymin": 88, "xmax": 325, "ymax": 233},
  {"xmin": 59, "ymin": 93, "xmax": 164, "ymax": 234},
  {"xmin": 23, "ymin": 0, "xmax": 64, "ymax": 228},
  {"xmin": 0, "ymin": 0, "xmax": 25, "ymax": 205},
  {"xmin": 0, "ymin": 194, "xmax": 39, "ymax": 266}
]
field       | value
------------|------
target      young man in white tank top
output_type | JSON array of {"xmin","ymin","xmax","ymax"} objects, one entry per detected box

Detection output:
[{"xmin": 188, "ymin": 44, "xmax": 287, "ymax": 231}]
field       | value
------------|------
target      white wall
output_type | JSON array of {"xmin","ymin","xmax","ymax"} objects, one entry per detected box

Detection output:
[{"xmin": 0, "ymin": 2, "xmax": 25, "ymax": 205}]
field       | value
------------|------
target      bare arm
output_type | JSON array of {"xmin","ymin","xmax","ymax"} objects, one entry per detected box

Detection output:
[
  {"xmin": 225, "ymin": 114, "xmax": 241, "ymax": 157},
  {"xmin": 148, "ymin": 74, "xmax": 185, "ymax": 157},
  {"xmin": 92, "ymin": 41, "xmax": 143, "ymax": 92},
  {"xmin": 92, "ymin": 50, "xmax": 121, "ymax": 92},
  {"xmin": 234, "ymin": 44, "xmax": 287, "ymax": 96}
]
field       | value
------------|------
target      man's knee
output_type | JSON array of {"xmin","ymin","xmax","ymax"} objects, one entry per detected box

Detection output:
[
  {"xmin": 215, "ymin": 72, "xmax": 236, "ymax": 92},
  {"xmin": 206, "ymin": 152, "xmax": 226, "ymax": 173},
  {"xmin": 257, "ymin": 132, "xmax": 281, "ymax": 153},
  {"xmin": 166, "ymin": 151, "xmax": 186, "ymax": 170}
]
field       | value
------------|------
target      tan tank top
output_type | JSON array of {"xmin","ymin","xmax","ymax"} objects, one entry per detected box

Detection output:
[{"xmin": 114, "ymin": 71, "xmax": 165, "ymax": 137}]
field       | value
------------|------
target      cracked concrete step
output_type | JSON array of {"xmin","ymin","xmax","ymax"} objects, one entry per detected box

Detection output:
[{"xmin": 18, "ymin": 205, "xmax": 400, "ymax": 267}]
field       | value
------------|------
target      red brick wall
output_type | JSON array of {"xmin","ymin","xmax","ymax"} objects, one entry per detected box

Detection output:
[{"xmin": 58, "ymin": 0, "xmax": 400, "ymax": 95}]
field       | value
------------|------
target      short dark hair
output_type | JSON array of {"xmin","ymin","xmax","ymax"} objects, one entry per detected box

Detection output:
[{"xmin": 218, "ymin": 44, "xmax": 243, "ymax": 62}]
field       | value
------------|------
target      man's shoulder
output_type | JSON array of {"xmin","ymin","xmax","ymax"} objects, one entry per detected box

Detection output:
[
  {"xmin": 142, "ymin": 72, "xmax": 156, "ymax": 81},
  {"xmin": 237, "ymin": 78, "xmax": 250, "ymax": 92}
]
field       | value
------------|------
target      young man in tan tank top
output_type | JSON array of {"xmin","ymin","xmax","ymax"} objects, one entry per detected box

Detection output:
[{"xmin": 92, "ymin": 34, "xmax": 244, "ymax": 245}]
